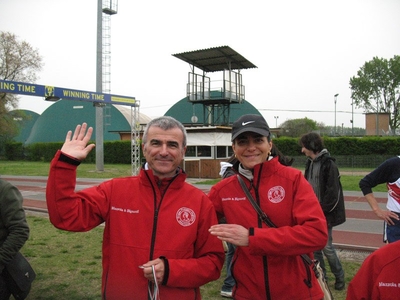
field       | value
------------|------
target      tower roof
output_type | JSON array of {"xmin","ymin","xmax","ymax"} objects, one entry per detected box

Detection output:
[{"xmin": 172, "ymin": 46, "xmax": 257, "ymax": 72}]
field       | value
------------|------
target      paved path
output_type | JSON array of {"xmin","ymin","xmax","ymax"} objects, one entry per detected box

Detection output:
[{"xmin": 3, "ymin": 175, "xmax": 388, "ymax": 253}]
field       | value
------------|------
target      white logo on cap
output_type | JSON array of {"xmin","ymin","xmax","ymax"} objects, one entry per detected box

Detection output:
[{"xmin": 242, "ymin": 121, "xmax": 255, "ymax": 126}]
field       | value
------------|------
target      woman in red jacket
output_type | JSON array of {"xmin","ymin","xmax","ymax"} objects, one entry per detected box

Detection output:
[{"xmin": 209, "ymin": 114, "xmax": 328, "ymax": 300}]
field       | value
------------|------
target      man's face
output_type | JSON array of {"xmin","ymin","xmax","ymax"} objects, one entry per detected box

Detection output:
[
  {"xmin": 301, "ymin": 146, "xmax": 314, "ymax": 158},
  {"xmin": 142, "ymin": 126, "xmax": 186, "ymax": 179}
]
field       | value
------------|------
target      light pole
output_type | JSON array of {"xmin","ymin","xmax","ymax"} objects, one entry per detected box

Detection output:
[
  {"xmin": 274, "ymin": 116, "xmax": 279, "ymax": 128},
  {"xmin": 351, "ymin": 99, "xmax": 354, "ymax": 136},
  {"xmin": 334, "ymin": 94, "xmax": 339, "ymax": 136}
]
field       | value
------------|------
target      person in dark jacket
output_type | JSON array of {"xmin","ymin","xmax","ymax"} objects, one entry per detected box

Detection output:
[
  {"xmin": 300, "ymin": 132, "xmax": 346, "ymax": 290},
  {"xmin": 218, "ymin": 155, "xmax": 237, "ymax": 298},
  {"xmin": 0, "ymin": 178, "xmax": 30, "ymax": 299}
]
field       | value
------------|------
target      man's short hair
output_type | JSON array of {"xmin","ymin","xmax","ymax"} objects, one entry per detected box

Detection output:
[{"xmin": 142, "ymin": 116, "xmax": 187, "ymax": 147}]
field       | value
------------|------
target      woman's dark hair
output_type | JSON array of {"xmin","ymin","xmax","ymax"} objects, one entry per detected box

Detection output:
[
  {"xmin": 271, "ymin": 144, "xmax": 294, "ymax": 166},
  {"xmin": 299, "ymin": 132, "xmax": 324, "ymax": 154}
]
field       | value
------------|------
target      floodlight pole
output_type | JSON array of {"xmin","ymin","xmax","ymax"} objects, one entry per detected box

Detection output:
[
  {"xmin": 351, "ymin": 99, "xmax": 354, "ymax": 136},
  {"xmin": 334, "ymin": 94, "xmax": 339, "ymax": 136},
  {"xmin": 95, "ymin": 0, "xmax": 104, "ymax": 171},
  {"xmin": 274, "ymin": 116, "xmax": 279, "ymax": 128}
]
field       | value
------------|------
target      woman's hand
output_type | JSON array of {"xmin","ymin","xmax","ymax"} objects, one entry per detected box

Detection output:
[{"xmin": 209, "ymin": 224, "xmax": 249, "ymax": 246}]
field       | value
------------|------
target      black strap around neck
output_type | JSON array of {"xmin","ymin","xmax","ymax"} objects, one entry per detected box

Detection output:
[
  {"xmin": 237, "ymin": 175, "xmax": 276, "ymax": 228},
  {"xmin": 236, "ymin": 175, "xmax": 318, "ymax": 277}
]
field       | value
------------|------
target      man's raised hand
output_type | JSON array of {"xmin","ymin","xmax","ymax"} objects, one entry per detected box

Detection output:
[{"xmin": 61, "ymin": 123, "xmax": 95, "ymax": 160}]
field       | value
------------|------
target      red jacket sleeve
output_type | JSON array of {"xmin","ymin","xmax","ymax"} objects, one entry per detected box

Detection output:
[{"xmin": 46, "ymin": 150, "xmax": 108, "ymax": 231}]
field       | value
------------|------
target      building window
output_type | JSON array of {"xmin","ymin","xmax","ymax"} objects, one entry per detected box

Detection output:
[
  {"xmin": 186, "ymin": 146, "xmax": 196, "ymax": 157},
  {"xmin": 216, "ymin": 146, "xmax": 234, "ymax": 158},
  {"xmin": 217, "ymin": 146, "xmax": 227, "ymax": 158},
  {"xmin": 197, "ymin": 146, "xmax": 211, "ymax": 157},
  {"xmin": 185, "ymin": 146, "xmax": 212, "ymax": 158}
]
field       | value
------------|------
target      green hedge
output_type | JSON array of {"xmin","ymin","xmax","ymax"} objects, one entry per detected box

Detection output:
[
  {"xmin": 4, "ymin": 137, "xmax": 400, "ymax": 167},
  {"xmin": 273, "ymin": 136, "xmax": 400, "ymax": 157},
  {"xmin": 273, "ymin": 136, "xmax": 400, "ymax": 168},
  {"xmin": 104, "ymin": 141, "xmax": 132, "ymax": 164},
  {"xmin": 5, "ymin": 140, "xmax": 132, "ymax": 163},
  {"xmin": 4, "ymin": 142, "xmax": 25, "ymax": 160},
  {"xmin": 24, "ymin": 142, "xmax": 65, "ymax": 162}
]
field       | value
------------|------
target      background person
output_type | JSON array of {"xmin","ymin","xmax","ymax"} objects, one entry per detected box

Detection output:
[
  {"xmin": 0, "ymin": 178, "xmax": 30, "ymax": 299},
  {"xmin": 208, "ymin": 114, "xmax": 328, "ymax": 300},
  {"xmin": 300, "ymin": 132, "xmax": 346, "ymax": 290},
  {"xmin": 359, "ymin": 156, "xmax": 400, "ymax": 243},
  {"xmin": 46, "ymin": 117, "xmax": 224, "ymax": 300},
  {"xmin": 218, "ymin": 155, "xmax": 236, "ymax": 298}
]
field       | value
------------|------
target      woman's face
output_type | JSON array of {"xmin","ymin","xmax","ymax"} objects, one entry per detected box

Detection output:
[{"xmin": 232, "ymin": 133, "xmax": 272, "ymax": 170}]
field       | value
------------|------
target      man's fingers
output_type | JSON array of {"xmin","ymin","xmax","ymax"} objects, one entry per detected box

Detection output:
[
  {"xmin": 77, "ymin": 123, "xmax": 88, "ymax": 140},
  {"xmin": 68, "ymin": 123, "xmax": 92, "ymax": 142},
  {"xmin": 65, "ymin": 130, "xmax": 73, "ymax": 142},
  {"xmin": 82, "ymin": 126, "xmax": 93, "ymax": 143},
  {"xmin": 72, "ymin": 124, "xmax": 82, "ymax": 140},
  {"xmin": 390, "ymin": 212, "xmax": 400, "ymax": 220}
]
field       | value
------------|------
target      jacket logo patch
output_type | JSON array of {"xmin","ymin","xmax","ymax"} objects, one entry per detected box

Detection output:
[
  {"xmin": 176, "ymin": 207, "xmax": 196, "ymax": 227},
  {"xmin": 268, "ymin": 186, "xmax": 285, "ymax": 203}
]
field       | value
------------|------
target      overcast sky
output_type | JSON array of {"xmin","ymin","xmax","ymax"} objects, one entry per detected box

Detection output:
[{"xmin": 1, "ymin": 0, "xmax": 400, "ymax": 129}]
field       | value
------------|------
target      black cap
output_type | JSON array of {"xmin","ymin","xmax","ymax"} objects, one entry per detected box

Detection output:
[{"xmin": 231, "ymin": 114, "xmax": 270, "ymax": 141}]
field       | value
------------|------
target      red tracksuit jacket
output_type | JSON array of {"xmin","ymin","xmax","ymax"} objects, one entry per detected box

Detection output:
[
  {"xmin": 208, "ymin": 157, "xmax": 328, "ymax": 300},
  {"xmin": 46, "ymin": 150, "xmax": 224, "ymax": 299},
  {"xmin": 346, "ymin": 240, "xmax": 400, "ymax": 300}
]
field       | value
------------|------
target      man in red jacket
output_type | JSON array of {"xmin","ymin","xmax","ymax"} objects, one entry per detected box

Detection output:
[
  {"xmin": 346, "ymin": 240, "xmax": 400, "ymax": 299},
  {"xmin": 46, "ymin": 116, "xmax": 224, "ymax": 300}
]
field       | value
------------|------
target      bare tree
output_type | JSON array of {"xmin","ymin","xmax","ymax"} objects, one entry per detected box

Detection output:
[{"xmin": 0, "ymin": 31, "xmax": 43, "ymax": 141}]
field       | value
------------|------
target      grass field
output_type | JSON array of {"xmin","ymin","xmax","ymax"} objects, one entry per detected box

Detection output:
[{"xmin": 22, "ymin": 215, "xmax": 361, "ymax": 300}]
